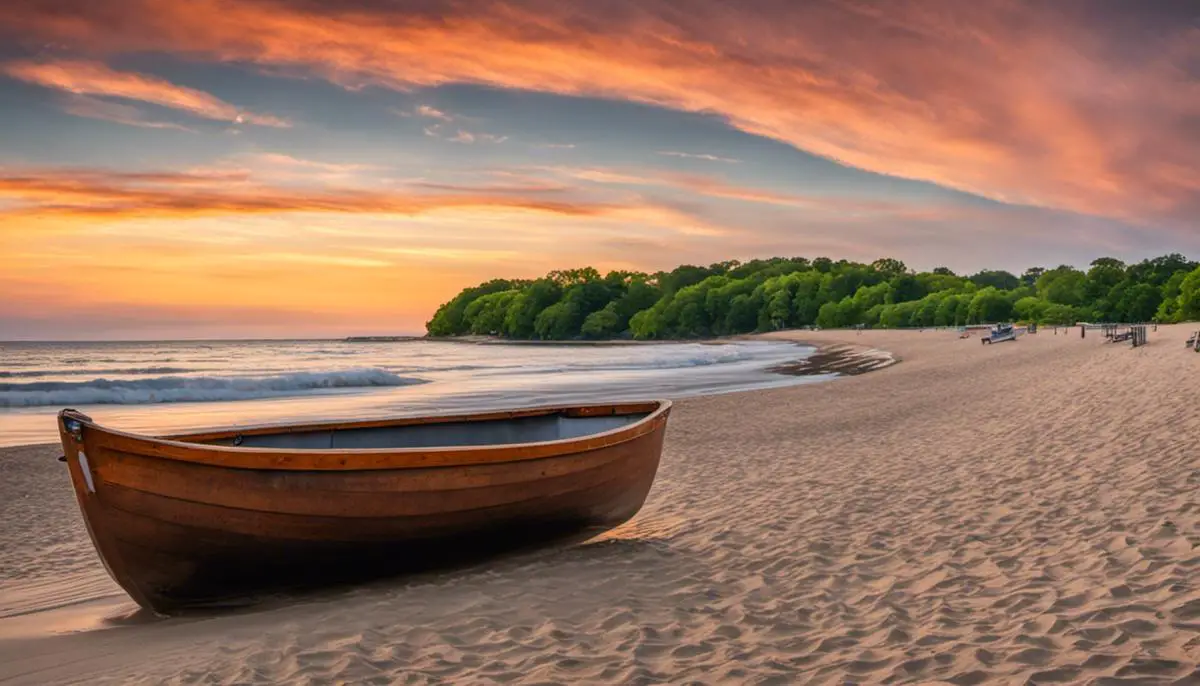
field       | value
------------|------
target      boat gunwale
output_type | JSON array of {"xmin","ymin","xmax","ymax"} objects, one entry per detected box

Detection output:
[{"xmin": 64, "ymin": 400, "xmax": 671, "ymax": 471}]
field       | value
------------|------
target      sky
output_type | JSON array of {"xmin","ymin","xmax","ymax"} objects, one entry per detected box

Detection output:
[{"xmin": 0, "ymin": 0, "xmax": 1197, "ymax": 340}]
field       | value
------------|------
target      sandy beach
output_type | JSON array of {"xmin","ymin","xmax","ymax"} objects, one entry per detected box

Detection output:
[{"xmin": 2, "ymin": 325, "xmax": 1199, "ymax": 684}]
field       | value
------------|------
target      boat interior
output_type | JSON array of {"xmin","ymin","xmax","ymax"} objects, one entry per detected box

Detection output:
[{"xmin": 191, "ymin": 409, "xmax": 653, "ymax": 450}]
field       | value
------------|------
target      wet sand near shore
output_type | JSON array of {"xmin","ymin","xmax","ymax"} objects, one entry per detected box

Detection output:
[{"xmin": 2, "ymin": 325, "xmax": 1199, "ymax": 684}]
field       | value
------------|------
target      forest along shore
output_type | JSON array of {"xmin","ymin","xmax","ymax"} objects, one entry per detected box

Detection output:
[
  {"xmin": 1, "ymin": 325, "xmax": 1199, "ymax": 684},
  {"xmin": 425, "ymin": 255, "xmax": 1200, "ymax": 342}
]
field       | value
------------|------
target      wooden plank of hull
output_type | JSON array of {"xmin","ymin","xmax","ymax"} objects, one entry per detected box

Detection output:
[
  {"xmin": 93, "ymin": 447, "xmax": 655, "ymax": 541},
  {"xmin": 90, "ymin": 440, "xmax": 649, "ymax": 518},
  {"xmin": 87, "ymin": 401, "xmax": 669, "ymax": 471},
  {"xmin": 57, "ymin": 402, "xmax": 669, "ymax": 614}
]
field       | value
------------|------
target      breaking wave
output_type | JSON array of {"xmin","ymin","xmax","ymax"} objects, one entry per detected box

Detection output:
[{"xmin": 0, "ymin": 368, "xmax": 426, "ymax": 407}]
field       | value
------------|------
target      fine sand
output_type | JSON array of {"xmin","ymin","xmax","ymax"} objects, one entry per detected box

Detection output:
[{"xmin": 2, "ymin": 325, "xmax": 1199, "ymax": 684}]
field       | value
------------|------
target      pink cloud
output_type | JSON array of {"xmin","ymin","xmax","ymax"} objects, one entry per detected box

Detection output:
[{"xmin": 3, "ymin": 59, "xmax": 289, "ymax": 127}]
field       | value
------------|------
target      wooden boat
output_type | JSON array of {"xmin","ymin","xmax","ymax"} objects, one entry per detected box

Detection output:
[{"xmin": 56, "ymin": 400, "xmax": 671, "ymax": 614}]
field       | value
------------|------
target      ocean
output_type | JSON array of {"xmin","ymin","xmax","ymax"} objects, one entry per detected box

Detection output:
[{"xmin": 0, "ymin": 338, "xmax": 830, "ymax": 447}]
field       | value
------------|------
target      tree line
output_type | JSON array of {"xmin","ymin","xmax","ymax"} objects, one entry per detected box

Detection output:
[{"xmin": 425, "ymin": 254, "xmax": 1200, "ymax": 340}]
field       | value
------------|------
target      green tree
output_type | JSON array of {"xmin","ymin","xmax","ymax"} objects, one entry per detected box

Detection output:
[
  {"xmin": 812, "ymin": 257, "xmax": 834, "ymax": 273},
  {"xmin": 725, "ymin": 294, "xmax": 761, "ymax": 333},
  {"xmin": 970, "ymin": 270, "xmax": 1020, "ymax": 291},
  {"xmin": 1176, "ymin": 266, "xmax": 1200, "ymax": 321},
  {"xmin": 1113, "ymin": 282, "xmax": 1160, "ymax": 322},
  {"xmin": 464, "ymin": 290, "xmax": 518, "ymax": 334},
  {"xmin": 502, "ymin": 278, "xmax": 562, "ymax": 338},
  {"xmin": 1021, "ymin": 267, "xmax": 1045, "ymax": 288},
  {"xmin": 629, "ymin": 305, "xmax": 665, "ymax": 340},
  {"xmin": 1036, "ymin": 266, "xmax": 1087, "ymax": 306},
  {"xmin": 968, "ymin": 287, "xmax": 1013, "ymax": 323},
  {"xmin": 887, "ymin": 274, "xmax": 926, "ymax": 304},
  {"xmin": 790, "ymin": 271, "xmax": 826, "ymax": 326},
  {"xmin": 871, "ymin": 257, "xmax": 908, "ymax": 278},
  {"xmin": 935, "ymin": 295, "xmax": 966, "ymax": 326},
  {"xmin": 815, "ymin": 301, "xmax": 844, "ymax": 328},
  {"xmin": 534, "ymin": 301, "xmax": 579, "ymax": 339},
  {"xmin": 1042, "ymin": 304, "xmax": 1079, "ymax": 325},
  {"xmin": 1013, "ymin": 296, "xmax": 1048, "ymax": 323},
  {"xmin": 1127, "ymin": 254, "xmax": 1197, "ymax": 287},
  {"xmin": 1085, "ymin": 258, "xmax": 1126, "ymax": 319},
  {"xmin": 426, "ymin": 278, "xmax": 522, "ymax": 336},
  {"xmin": 580, "ymin": 305, "xmax": 622, "ymax": 339},
  {"xmin": 1155, "ymin": 270, "xmax": 1189, "ymax": 322},
  {"xmin": 657, "ymin": 264, "xmax": 718, "ymax": 296}
]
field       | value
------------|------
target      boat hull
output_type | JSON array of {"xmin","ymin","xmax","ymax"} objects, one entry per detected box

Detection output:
[{"xmin": 57, "ymin": 402, "xmax": 669, "ymax": 614}]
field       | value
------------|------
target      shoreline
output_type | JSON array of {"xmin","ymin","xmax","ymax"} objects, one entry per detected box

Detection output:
[
  {"xmin": 0, "ymin": 338, "xmax": 893, "ymax": 451},
  {"xmin": 411, "ymin": 335, "xmax": 734, "ymax": 346}
]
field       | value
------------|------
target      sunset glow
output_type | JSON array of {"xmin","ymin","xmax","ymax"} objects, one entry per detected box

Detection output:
[{"xmin": 1, "ymin": 0, "xmax": 1197, "ymax": 339}]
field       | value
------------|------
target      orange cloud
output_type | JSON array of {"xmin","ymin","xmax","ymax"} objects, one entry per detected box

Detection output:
[
  {"xmin": 0, "ymin": 167, "xmax": 608, "ymax": 222},
  {"xmin": 3, "ymin": 59, "xmax": 288, "ymax": 127},
  {"xmin": 0, "ymin": 1, "xmax": 1194, "ymax": 224}
]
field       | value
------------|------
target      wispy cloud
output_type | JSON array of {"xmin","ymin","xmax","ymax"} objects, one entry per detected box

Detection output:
[
  {"xmin": 413, "ymin": 180, "xmax": 571, "ymax": 194},
  {"xmin": 0, "ymin": 167, "xmax": 606, "ymax": 222},
  {"xmin": 229, "ymin": 252, "xmax": 394, "ymax": 268},
  {"xmin": 556, "ymin": 168, "xmax": 656, "ymax": 185},
  {"xmin": 657, "ymin": 151, "xmax": 739, "ymax": 164},
  {"xmin": 395, "ymin": 104, "xmax": 454, "ymax": 121},
  {"xmin": 423, "ymin": 123, "xmax": 507, "ymax": 144},
  {"xmin": 60, "ymin": 94, "xmax": 195, "ymax": 132},
  {"xmin": 449, "ymin": 130, "xmax": 507, "ymax": 144},
  {"xmin": 370, "ymin": 246, "xmax": 521, "ymax": 261},
  {"xmin": 538, "ymin": 164, "xmax": 967, "ymax": 220},
  {"xmin": 415, "ymin": 105, "xmax": 451, "ymax": 121},
  {"xmin": 246, "ymin": 152, "xmax": 380, "ymax": 174},
  {"xmin": 2, "ymin": 59, "xmax": 289, "ymax": 128}
]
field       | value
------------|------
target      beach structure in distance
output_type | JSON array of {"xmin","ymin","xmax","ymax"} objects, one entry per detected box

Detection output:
[
  {"xmin": 980, "ymin": 323, "xmax": 1019, "ymax": 344},
  {"xmin": 55, "ymin": 401, "xmax": 671, "ymax": 614}
]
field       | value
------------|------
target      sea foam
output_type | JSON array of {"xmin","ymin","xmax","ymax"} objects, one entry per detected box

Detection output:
[{"xmin": 0, "ymin": 368, "xmax": 426, "ymax": 407}]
